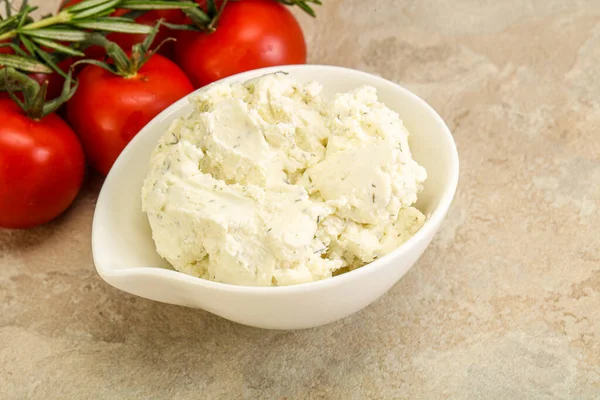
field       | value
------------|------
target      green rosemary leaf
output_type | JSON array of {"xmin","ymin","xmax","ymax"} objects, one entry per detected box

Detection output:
[
  {"xmin": 0, "ymin": 53, "xmax": 53, "ymax": 74},
  {"xmin": 23, "ymin": 28, "xmax": 89, "ymax": 42},
  {"xmin": 120, "ymin": 0, "xmax": 199, "ymax": 10},
  {"xmin": 88, "ymin": 16, "xmax": 136, "ymax": 23},
  {"xmin": 65, "ymin": 0, "xmax": 114, "ymax": 13},
  {"xmin": 16, "ymin": 5, "xmax": 34, "ymax": 29},
  {"xmin": 72, "ymin": 19, "xmax": 153, "ymax": 34},
  {"xmin": 71, "ymin": 0, "xmax": 120, "ymax": 20},
  {"xmin": 0, "ymin": 15, "xmax": 21, "ymax": 33},
  {"xmin": 88, "ymin": 8, "xmax": 118, "ymax": 18},
  {"xmin": 26, "ymin": 38, "xmax": 69, "ymax": 79},
  {"xmin": 19, "ymin": 34, "xmax": 37, "ymax": 57},
  {"xmin": 30, "ymin": 37, "xmax": 85, "ymax": 57}
]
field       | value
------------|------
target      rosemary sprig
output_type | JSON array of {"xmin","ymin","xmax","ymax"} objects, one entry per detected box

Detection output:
[
  {"xmin": 0, "ymin": 0, "xmax": 198, "ymax": 42},
  {"xmin": 0, "ymin": 0, "xmax": 198, "ymax": 80},
  {"xmin": 0, "ymin": 0, "xmax": 199, "ymax": 117}
]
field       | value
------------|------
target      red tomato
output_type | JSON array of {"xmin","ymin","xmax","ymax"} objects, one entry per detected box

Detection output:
[
  {"xmin": 174, "ymin": 0, "xmax": 307, "ymax": 88},
  {"xmin": 0, "ymin": 99, "xmax": 85, "ymax": 229},
  {"xmin": 66, "ymin": 54, "xmax": 193, "ymax": 176},
  {"xmin": 61, "ymin": 0, "xmax": 183, "ymax": 57}
]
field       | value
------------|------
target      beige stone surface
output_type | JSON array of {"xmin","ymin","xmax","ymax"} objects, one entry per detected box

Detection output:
[{"xmin": 2, "ymin": 0, "xmax": 600, "ymax": 398}]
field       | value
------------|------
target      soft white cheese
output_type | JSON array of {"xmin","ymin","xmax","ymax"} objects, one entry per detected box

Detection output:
[{"xmin": 141, "ymin": 73, "xmax": 427, "ymax": 286}]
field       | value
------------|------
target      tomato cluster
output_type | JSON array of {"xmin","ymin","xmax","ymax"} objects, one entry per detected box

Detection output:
[{"xmin": 0, "ymin": 0, "xmax": 307, "ymax": 229}]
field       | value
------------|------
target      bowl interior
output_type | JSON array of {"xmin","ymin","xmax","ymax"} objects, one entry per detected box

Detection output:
[{"xmin": 93, "ymin": 65, "xmax": 458, "ymax": 275}]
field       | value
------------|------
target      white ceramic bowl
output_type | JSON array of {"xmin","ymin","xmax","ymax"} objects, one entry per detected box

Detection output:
[{"xmin": 92, "ymin": 65, "xmax": 459, "ymax": 330}]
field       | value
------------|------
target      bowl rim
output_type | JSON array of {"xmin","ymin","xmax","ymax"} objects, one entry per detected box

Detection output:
[{"xmin": 92, "ymin": 64, "xmax": 459, "ymax": 295}]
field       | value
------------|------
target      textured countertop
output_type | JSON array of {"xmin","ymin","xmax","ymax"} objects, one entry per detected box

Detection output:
[{"xmin": 2, "ymin": 1, "xmax": 600, "ymax": 398}]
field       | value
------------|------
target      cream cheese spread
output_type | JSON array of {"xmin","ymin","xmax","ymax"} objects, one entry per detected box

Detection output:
[{"xmin": 141, "ymin": 73, "xmax": 427, "ymax": 286}]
